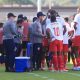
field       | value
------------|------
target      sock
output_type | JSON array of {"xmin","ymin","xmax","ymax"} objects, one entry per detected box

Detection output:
[
  {"xmin": 46, "ymin": 56, "xmax": 49, "ymax": 68},
  {"xmin": 41, "ymin": 58, "xmax": 45, "ymax": 69},
  {"xmin": 58, "ymin": 55, "xmax": 64, "ymax": 70},
  {"xmin": 72, "ymin": 58, "xmax": 77, "ymax": 67},
  {"xmin": 53, "ymin": 54, "xmax": 58, "ymax": 70},
  {"xmin": 64, "ymin": 55, "xmax": 67, "ymax": 68}
]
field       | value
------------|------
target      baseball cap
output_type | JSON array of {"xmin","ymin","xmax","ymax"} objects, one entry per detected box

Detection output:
[
  {"xmin": 7, "ymin": 13, "xmax": 16, "ymax": 18},
  {"xmin": 37, "ymin": 12, "xmax": 45, "ymax": 18}
]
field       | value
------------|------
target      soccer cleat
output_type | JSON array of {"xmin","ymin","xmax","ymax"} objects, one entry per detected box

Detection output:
[
  {"xmin": 48, "ymin": 67, "xmax": 53, "ymax": 71},
  {"xmin": 72, "ymin": 67, "xmax": 80, "ymax": 71}
]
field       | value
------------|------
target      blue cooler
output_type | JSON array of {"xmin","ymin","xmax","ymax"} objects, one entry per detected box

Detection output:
[
  {"xmin": 27, "ymin": 43, "xmax": 33, "ymax": 57},
  {"xmin": 15, "ymin": 57, "xmax": 30, "ymax": 72}
]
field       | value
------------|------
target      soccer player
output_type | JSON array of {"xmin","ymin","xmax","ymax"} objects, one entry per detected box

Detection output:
[
  {"xmin": 46, "ymin": 15, "xmax": 65, "ymax": 72},
  {"xmin": 72, "ymin": 7, "xmax": 80, "ymax": 70},
  {"xmin": 69, "ymin": 14, "xmax": 77, "ymax": 70},
  {"xmin": 63, "ymin": 17, "xmax": 71, "ymax": 70},
  {"xmin": 22, "ymin": 16, "xmax": 30, "ymax": 56}
]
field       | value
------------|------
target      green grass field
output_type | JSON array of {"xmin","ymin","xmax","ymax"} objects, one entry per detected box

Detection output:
[{"xmin": 0, "ymin": 64, "xmax": 80, "ymax": 80}]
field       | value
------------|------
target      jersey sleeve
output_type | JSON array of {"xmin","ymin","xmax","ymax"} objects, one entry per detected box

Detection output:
[{"xmin": 74, "ymin": 14, "xmax": 78, "ymax": 23}]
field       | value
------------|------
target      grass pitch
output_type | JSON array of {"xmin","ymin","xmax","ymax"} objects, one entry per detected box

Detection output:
[{"xmin": 0, "ymin": 64, "xmax": 80, "ymax": 80}]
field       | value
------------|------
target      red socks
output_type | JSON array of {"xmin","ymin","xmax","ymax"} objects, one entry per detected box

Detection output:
[
  {"xmin": 64, "ymin": 55, "xmax": 67, "ymax": 68},
  {"xmin": 41, "ymin": 58, "xmax": 45, "ymax": 69},
  {"xmin": 53, "ymin": 55, "xmax": 58, "ymax": 70},
  {"xmin": 58, "ymin": 55, "xmax": 64, "ymax": 70}
]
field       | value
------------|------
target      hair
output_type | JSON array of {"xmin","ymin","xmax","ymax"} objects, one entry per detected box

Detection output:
[
  {"xmin": 64, "ymin": 17, "xmax": 69, "ymax": 22},
  {"xmin": 50, "ymin": 15, "xmax": 56, "ymax": 22},
  {"xmin": 47, "ymin": 9, "xmax": 58, "ymax": 19},
  {"xmin": 17, "ymin": 19, "xmax": 23, "ymax": 24},
  {"xmin": 0, "ymin": 23, "xmax": 3, "ymax": 28},
  {"xmin": 33, "ymin": 17, "xmax": 37, "ymax": 22}
]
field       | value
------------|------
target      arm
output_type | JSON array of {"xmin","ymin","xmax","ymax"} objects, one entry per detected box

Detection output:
[
  {"xmin": 46, "ymin": 28, "xmax": 50, "ymax": 39},
  {"xmin": 9, "ymin": 22, "xmax": 17, "ymax": 35},
  {"xmin": 63, "ymin": 25, "xmax": 67, "ymax": 35},
  {"xmin": 74, "ymin": 22, "xmax": 77, "ymax": 30},
  {"xmin": 32, "ymin": 23, "xmax": 44, "ymax": 37}
]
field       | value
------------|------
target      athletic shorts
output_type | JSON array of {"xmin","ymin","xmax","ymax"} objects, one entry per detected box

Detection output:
[
  {"xmin": 49, "ymin": 40, "xmax": 63, "ymax": 53},
  {"xmin": 63, "ymin": 44, "xmax": 68, "ymax": 52},
  {"xmin": 73, "ymin": 36, "xmax": 80, "ymax": 47},
  {"xmin": 0, "ymin": 44, "xmax": 4, "ymax": 55},
  {"xmin": 68, "ymin": 39, "xmax": 72, "ymax": 48},
  {"xmin": 72, "ymin": 38, "xmax": 75, "ymax": 47},
  {"xmin": 42, "ymin": 37, "xmax": 48, "ymax": 47}
]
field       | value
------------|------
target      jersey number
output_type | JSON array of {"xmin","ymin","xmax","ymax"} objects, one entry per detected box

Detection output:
[{"xmin": 53, "ymin": 27, "xmax": 60, "ymax": 36}]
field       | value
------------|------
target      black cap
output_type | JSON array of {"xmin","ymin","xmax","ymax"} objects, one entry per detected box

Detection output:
[
  {"xmin": 37, "ymin": 12, "xmax": 45, "ymax": 18},
  {"xmin": 7, "ymin": 13, "xmax": 16, "ymax": 18}
]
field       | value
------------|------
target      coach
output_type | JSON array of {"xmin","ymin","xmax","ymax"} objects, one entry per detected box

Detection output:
[
  {"xmin": 32, "ymin": 12, "xmax": 45, "ymax": 70},
  {"xmin": 3, "ymin": 13, "xmax": 16, "ymax": 72}
]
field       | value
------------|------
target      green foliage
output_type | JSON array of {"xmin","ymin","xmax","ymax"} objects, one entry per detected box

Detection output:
[{"xmin": 0, "ymin": 0, "xmax": 80, "ymax": 6}]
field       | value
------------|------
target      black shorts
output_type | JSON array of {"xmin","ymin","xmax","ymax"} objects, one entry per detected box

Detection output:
[
  {"xmin": 68, "ymin": 39, "xmax": 72, "ymax": 48},
  {"xmin": 0, "ymin": 44, "xmax": 4, "ymax": 55},
  {"xmin": 22, "ymin": 41, "xmax": 28, "ymax": 49}
]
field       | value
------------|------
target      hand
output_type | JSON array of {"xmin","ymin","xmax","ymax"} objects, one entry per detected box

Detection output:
[{"xmin": 42, "ymin": 34, "xmax": 46, "ymax": 37}]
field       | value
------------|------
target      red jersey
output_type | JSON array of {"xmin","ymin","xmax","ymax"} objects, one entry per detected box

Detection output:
[{"xmin": 22, "ymin": 22, "xmax": 29, "ymax": 41}]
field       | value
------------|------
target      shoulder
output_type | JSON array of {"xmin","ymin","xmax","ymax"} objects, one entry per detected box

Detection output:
[
  {"xmin": 46, "ymin": 23, "xmax": 51, "ymax": 29},
  {"xmin": 75, "ymin": 14, "xmax": 80, "ymax": 19}
]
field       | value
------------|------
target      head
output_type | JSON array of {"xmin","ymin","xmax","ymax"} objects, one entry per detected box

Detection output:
[
  {"xmin": 0, "ymin": 23, "xmax": 3, "ymax": 28},
  {"xmin": 37, "ymin": 12, "xmax": 45, "ymax": 22},
  {"xmin": 50, "ymin": 15, "xmax": 56, "ymax": 22},
  {"xmin": 77, "ymin": 7, "xmax": 80, "ymax": 14},
  {"xmin": 7, "ymin": 13, "xmax": 16, "ymax": 21},
  {"xmin": 23, "ymin": 16, "xmax": 28, "ymax": 22},
  {"xmin": 33, "ymin": 17, "xmax": 37, "ymax": 22},
  {"xmin": 47, "ymin": 9, "xmax": 57, "ymax": 19},
  {"xmin": 64, "ymin": 17, "xmax": 69, "ymax": 22},
  {"xmin": 70, "ymin": 14, "xmax": 76, "ymax": 21},
  {"xmin": 17, "ymin": 19, "xmax": 23, "ymax": 27},
  {"xmin": 18, "ymin": 14, "xmax": 23, "ymax": 20}
]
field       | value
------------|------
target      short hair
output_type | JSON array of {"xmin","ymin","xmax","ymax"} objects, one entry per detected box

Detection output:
[
  {"xmin": 64, "ymin": 17, "xmax": 69, "ymax": 22},
  {"xmin": 0, "ymin": 23, "xmax": 3, "ymax": 27},
  {"xmin": 47, "ymin": 9, "xmax": 57, "ymax": 18},
  {"xmin": 17, "ymin": 19, "xmax": 23, "ymax": 24},
  {"xmin": 50, "ymin": 15, "xmax": 56, "ymax": 22},
  {"xmin": 33, "ymin": 17, "xmax": 37, "ymax": 22}
]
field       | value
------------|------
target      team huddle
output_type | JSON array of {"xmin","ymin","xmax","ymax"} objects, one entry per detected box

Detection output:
[
  {"xmin": 1, "ymin": 7, "xmax": 80, "ymax": 72},
  {"xmin": 31, "ymin": 7, "xmax": 80, "ymax": 72}
]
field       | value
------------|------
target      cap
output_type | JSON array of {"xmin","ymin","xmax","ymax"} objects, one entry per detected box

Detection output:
[
  {"xmin": 7, "ymin": 13, "xmax": 16, "ymax": 18},
  {"xmin": 37, "ymin": 12, "xmax": 45, "ymax": 18}
]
